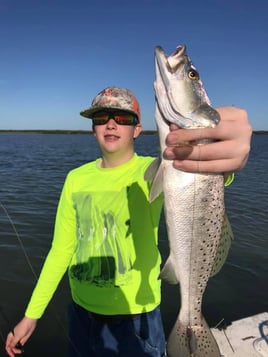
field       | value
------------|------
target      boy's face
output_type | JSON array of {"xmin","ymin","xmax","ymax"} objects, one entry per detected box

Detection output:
[{"xmin": 93, "ymin": 110, "xmax": 142, "ymax": 157}]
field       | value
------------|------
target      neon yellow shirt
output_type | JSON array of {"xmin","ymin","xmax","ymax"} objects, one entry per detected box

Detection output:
[
  {"xmin": 25, "ymin": 153, "xmax": 233, "ymax": 319},
  {"xmin": 25, "ymin": 154, "xmax": 163, "ymax": 318}
]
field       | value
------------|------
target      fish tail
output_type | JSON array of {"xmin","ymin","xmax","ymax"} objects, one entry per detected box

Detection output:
[{"xmin": 166, "ymin": 315, "xmax": 221, "ymax": 357}]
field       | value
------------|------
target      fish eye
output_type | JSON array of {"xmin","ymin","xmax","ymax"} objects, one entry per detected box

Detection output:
[{"xmin": 188, "ymin": 69, "xmax": 199, "ymax": 80}]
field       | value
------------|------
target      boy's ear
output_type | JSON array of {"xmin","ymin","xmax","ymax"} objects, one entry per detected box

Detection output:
[
  {"xmin": 92, "ymin": 124, "xmax": 96, "ymax": 135},
  {"xmin": 133, "ymin": 124, "xmax": 142, "ymax": 139}
]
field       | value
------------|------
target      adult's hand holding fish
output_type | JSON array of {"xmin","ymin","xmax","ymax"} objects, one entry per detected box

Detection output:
[
  {"xmin": 164, "ymin": 106, "xmax": 252, "ymax": 174},
  {"xmin": 5, "ymin": 317, "xmax": 37, "ymax": 356}
]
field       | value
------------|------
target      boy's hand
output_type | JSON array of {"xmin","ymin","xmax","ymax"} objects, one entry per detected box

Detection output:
[
  {"xmin": 164, "ymin": 107, "xmax": 252, "ymax": 173},
  {"xmin": 5, "ymin": 317, "xmax": 37, "ymax": 356}
]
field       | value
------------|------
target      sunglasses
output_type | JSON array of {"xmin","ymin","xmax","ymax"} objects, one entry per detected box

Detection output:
[{"xmin": 92, "ymin": 111, "xmax": 139, "ymax": 126}]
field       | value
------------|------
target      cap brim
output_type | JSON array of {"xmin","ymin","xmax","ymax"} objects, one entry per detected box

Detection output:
[
  {"xmin": 80, "ymin": 108, "xmax": 104, "ymax": 119},
  {"xmin": 80, "ymin": 107, "xmax": 140, "ymax": 121}
]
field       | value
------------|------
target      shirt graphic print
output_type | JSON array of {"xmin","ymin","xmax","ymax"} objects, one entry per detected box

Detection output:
[{"xmin": 69, "ymin": 188, "xmax": 134, "ymax": 288}]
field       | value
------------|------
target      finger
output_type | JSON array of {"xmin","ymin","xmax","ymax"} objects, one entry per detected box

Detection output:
[
  {"xmin": 166, "ymin": 127, "xmax": 203, "ymax": 146},
  {"xmin": 169, "ymin": 123, "xmax": 180, "ymax": 131},
  {"xmin": 6, "ymin": 331, "xmax": 14, "ymax": 344},
  {"xmin": 5, "ymin": 348, "xmax": 14, "ymax": 357},
  {"xmin": 7, "ymin": 346, "xmax": 23, "ymax": 356},
  {"xmin": 166, "ymin": 125, "xmax": 230, "ymax": 145},
  {"xmin": 6, "ymin": 332, "xmax": 24, "ymax": 356},
  {"xmin": 6, "ymin": 344, "xmax": 24, "ymax": 356},
  {"xmin": 174, "ymin": 141, "xmax": 237, "ymax": 161},
  {"xmin": 5, "ymin": 343, "xmax": 14, "ymax": 357},
  {"xmin": 216, "ymin": 106, "xmax": 248, "ymax": 123},
  {"xmin": 172, "ymin": 158, "xmax": 239, "ymax": 174},
  {"xmin": 164, "ymin": 141, "xmax": 235, "ymax": 162},
  {"xmin": 166, "ymin": 108, "xmax": 249, "ymax": 145},
  {"xmin": 5, "ymin": 332, "xmax": 15, "ymax": 354},
  {"xmin": 163, "ymin": 144, "xmax": 193, "ymax": 160}
]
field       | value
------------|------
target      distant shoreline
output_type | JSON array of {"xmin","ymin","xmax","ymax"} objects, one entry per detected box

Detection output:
[
  {"xmin": 0, "ymin": 130, "xmax": 157, "ymax": 135},
  {"xmin": 0, "ymin": 130, "xmax": 267, "ymax": 135}
]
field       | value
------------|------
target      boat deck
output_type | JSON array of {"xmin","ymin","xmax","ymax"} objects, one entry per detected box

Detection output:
[{"xmin": 211, "ymin": 312, "xmax": 268, "ymax": 356}]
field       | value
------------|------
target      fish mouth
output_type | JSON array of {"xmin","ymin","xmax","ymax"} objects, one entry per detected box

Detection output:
[{"xmin": 155, "ymin": 45, "xmax": 186, "ymax": 80}]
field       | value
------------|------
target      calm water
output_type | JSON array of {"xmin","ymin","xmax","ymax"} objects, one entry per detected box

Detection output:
[{"xmin": 0, "ymin": 133, "xmax": 267, "ymax": 356}]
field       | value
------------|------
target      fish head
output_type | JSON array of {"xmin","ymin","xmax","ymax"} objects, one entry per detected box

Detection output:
[{"xmin": 154, "ymin": 45, "xmax": 220, "ymax": 129}]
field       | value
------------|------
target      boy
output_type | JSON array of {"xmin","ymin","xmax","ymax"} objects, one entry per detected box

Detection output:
[{"xmin": 6, "ymin": 87, "xmax": 251, "ymax": 357}]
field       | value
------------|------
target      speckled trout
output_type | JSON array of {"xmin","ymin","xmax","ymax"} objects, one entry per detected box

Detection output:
[{"xmin": 145, "ymin": 45, "xmax": 233, "ymax": 357}]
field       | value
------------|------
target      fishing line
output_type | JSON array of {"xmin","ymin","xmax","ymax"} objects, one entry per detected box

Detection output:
[
  {"xmin": 0, "ymin": 201, "xmax": 37, "ymax": 281},
  {"xmin": 0, "ymin": 201, "xmax": 83, "ymax": 357}
]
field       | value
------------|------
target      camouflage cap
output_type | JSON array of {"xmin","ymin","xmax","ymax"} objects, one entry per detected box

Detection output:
[{"xmin": 80, "ymin": 86, "xmax": 141, "ymax": 122}]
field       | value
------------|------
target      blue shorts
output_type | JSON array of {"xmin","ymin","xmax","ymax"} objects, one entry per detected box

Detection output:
[{"xmin": 67, "ymin": 302, "xmax": 166, "ymax": 357}]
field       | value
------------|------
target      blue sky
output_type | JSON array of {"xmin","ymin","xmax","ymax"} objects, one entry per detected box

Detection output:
[{"xmin": 0, "ymin": 0, "xmax": 267, "ymax": 130}]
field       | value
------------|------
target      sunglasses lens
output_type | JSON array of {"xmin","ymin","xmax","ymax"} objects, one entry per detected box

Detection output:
[
  {"xmin": 92, "ymin": 112, "xmax": 109, "ymax": 125},
  {"xmin": 114, "ymin": 112, "xmax": 136, "ymax": 125},
  {"xmin": 92, "ymin": 111, "xmax": 137, "ymax": 125}
]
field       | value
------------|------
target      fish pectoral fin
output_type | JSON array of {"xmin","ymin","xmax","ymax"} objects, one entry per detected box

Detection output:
[
  {"xmin": 146, "ymin": 161, "xmax": 165, "ymax": 202},
  {"xmin": 144, "ymin": 158, "xmax": 161, "ymax": 182},
  {"xmin": 159, "ymin": 256, "xmax": 179, "ymax": 284}
]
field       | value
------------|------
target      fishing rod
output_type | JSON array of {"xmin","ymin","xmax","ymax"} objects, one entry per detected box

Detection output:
[{"xmin": 0, "ymin": 201, "xmax": 83, "ymax": 357}]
